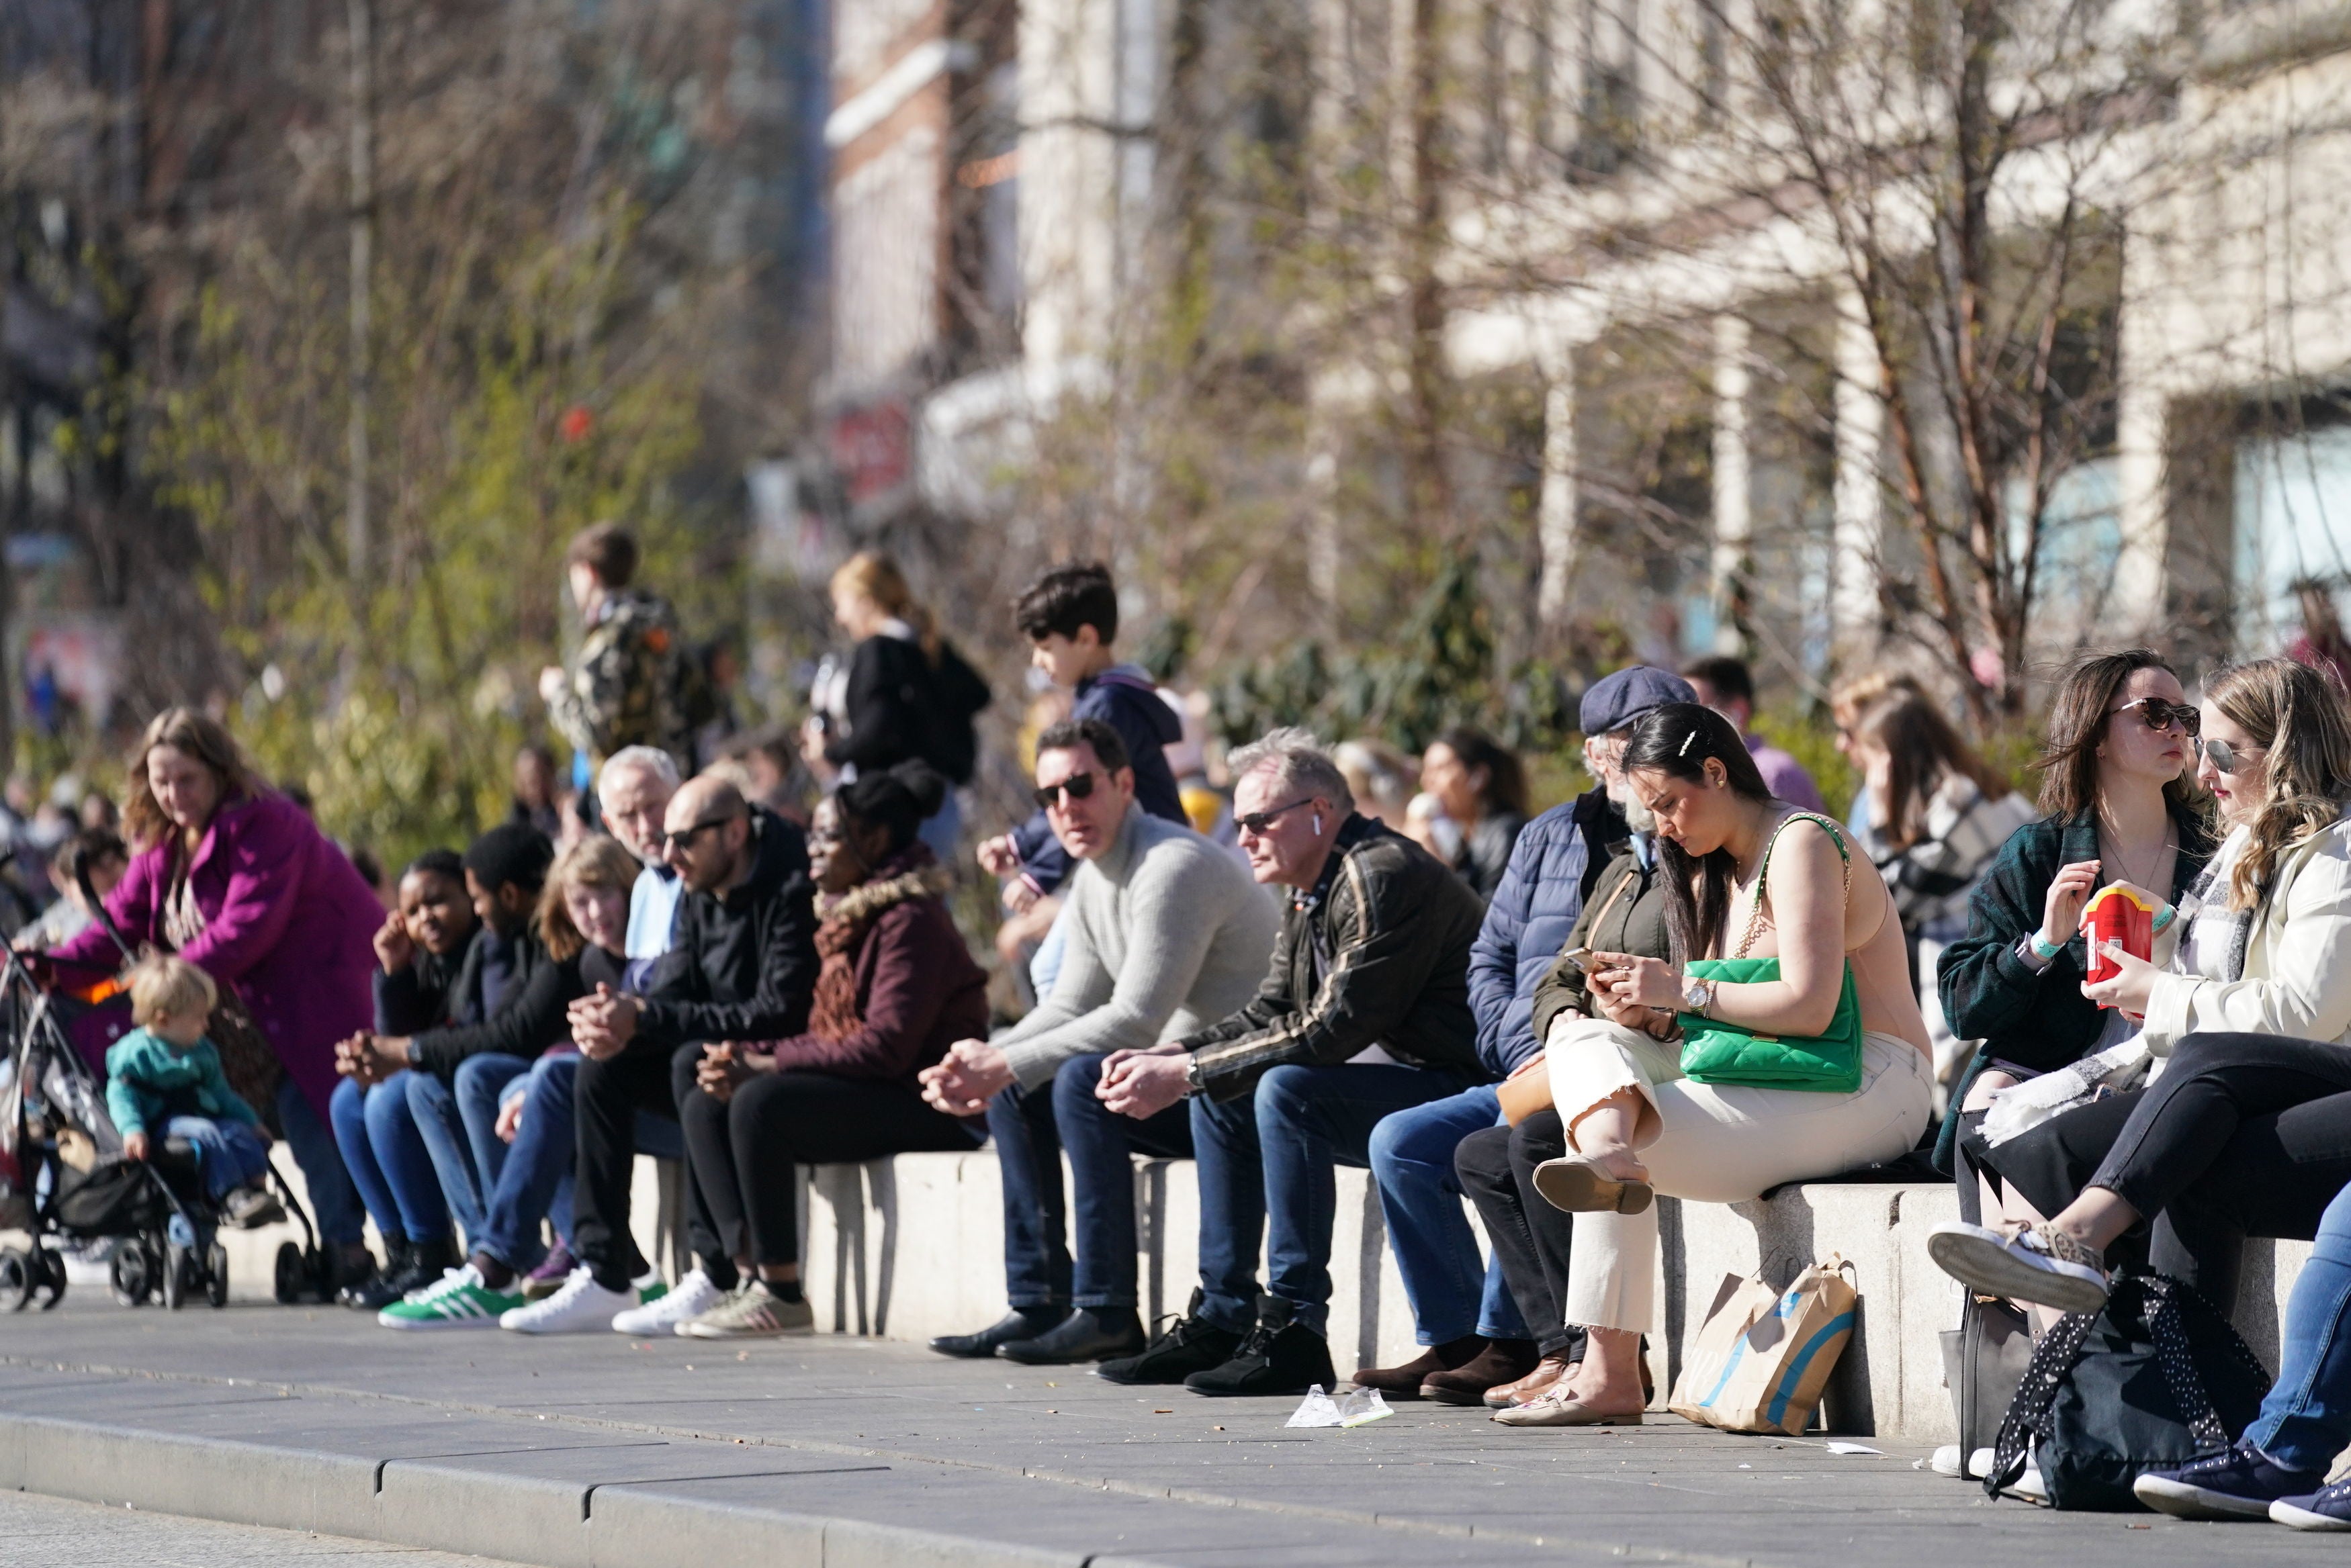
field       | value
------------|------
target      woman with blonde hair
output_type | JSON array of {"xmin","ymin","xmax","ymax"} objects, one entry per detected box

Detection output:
[
  {"xmin": 1931, "ymin": 657, "xmax": 2351, "ymax": 1338},
  {"xmin": 803, "ymin": 551, "xmax": 990, "ymax": 860}
]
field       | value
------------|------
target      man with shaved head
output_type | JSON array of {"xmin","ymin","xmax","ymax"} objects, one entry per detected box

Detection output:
[{"xmin": 502, "ymin": 769, "xmax": 819, "ymax": 1333}]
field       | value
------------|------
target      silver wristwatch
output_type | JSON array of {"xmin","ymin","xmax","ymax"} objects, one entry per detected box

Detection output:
[{"xmin": 1681, "ymin": 976, "xmax": 1716, "ymax": 1015}]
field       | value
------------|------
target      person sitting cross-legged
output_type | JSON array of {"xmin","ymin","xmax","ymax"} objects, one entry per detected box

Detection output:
[
  {"xmin": 500, "ymin": 776, "xmax": 819, "ymax": 1334},
  {"xmin": 1354, "ymin": 667, "xmax": 1689, "ymax": 1403},
  {"xmin": 919, "ymin": 719, "xmax": 1277, "ymax": 1364},
  {"xmin": 671, "ymin": 763, "xmax": 991, "ymax": 1337},
  {"xmin": 1093, "ymin": 728, "xmax": 1489, "ymax": 1397},
  {"xmin": 1510, "ymin": 703, "xmax": 1930, "ymax": 1427}
]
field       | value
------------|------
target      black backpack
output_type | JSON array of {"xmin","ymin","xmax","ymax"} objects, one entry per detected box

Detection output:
[
  {"xmin": 1987, "ymin": 1272, "xmax": 2272, "ymax": 1510},
  {"xmin": 916, "ymin": 640, "xmax": 991, "ymax": 785}
]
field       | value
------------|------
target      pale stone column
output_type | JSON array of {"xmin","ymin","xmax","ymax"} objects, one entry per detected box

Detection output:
[
  {"xmin": 1831, "ymin": 286, "xmax": 1886, "ymax": 657},
  {"xmin": 1710, "ymin": 314, "xmax": 1752, "ymax": 653},
  {"xmin": 1536, "ymin": 337, "xmax": 1579, "ymax": 628},
  {"xmin": 2111, "ymin": 222, "xmax": 2170, "ymax": 641}
]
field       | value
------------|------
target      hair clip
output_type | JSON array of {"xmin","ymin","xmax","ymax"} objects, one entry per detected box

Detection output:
[{"xmin": 1678, "ymin": 731, "xmax": 1698, "ymax": 757}]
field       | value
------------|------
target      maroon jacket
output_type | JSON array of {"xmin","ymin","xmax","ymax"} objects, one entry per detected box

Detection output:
[{"xmin": 756, "ymin": 863, "xmax": 987, "ymax": 1085}]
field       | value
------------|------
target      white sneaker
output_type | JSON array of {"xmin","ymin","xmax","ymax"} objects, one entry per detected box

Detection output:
[
  {"xmin": 1925, "ymin": 1220, "xmax": 2109, "ymax": 1314},
  {"xmin": 498, "ymin": 1268, "xmax": 635, "ymax": 1334},
  {"xmin": 1929, "ymin": 1444, "xmax": 1998, "ymax": 1479},
  {"xmin": 612, "ymin": 1268, "xmax": 723, "ymax": 1336}
]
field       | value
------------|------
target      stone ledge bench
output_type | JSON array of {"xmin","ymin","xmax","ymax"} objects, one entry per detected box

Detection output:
[{"xmin": 107, "ymin": 1148, "xmax": 2313, "ymax": 1444}]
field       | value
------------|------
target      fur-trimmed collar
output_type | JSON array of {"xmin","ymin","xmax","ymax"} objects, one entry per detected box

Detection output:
[{"xmin": 819, "ymin": 860, "xmax": 953, "ymax": 926}]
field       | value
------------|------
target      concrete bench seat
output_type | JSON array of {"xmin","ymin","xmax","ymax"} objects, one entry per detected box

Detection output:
[{"xmin": 50, "ymin": 1146, "xmax": 2311, "ymax": 1444}]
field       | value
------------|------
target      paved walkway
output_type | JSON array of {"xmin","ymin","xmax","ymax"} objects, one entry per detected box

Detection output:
[
  {"xmin": 0, "ymin": 1299, "xmax": 2325, "ymax": 1567},
  {"xmin": 0, "ymin": 1487, "xmax": 531, "ymax": 1568}
]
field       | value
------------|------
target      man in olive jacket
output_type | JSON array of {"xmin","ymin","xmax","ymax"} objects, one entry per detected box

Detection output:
[{"xmin": 1094, "ymin": 728, "xmax": 1486, "ymax": 1397}]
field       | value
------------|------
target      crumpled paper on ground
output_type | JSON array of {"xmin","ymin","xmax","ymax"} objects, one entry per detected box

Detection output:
[{"xmin": 1286, "ymin": 1385, "xmax": 1394, "ymax": 1428}]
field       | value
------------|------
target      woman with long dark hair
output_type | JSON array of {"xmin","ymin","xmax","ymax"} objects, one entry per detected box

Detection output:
[
  {"xmin": 1495, "ymin": 702, "xmax": 1930, "ymax": 1426},
  {"xmin": 1421, "ymin": 725, "xmax": 1529, "ymax": 901},
  {"xmin": 1933, "ymin": 657, "xmax": 2351, "ymax": 1339}
]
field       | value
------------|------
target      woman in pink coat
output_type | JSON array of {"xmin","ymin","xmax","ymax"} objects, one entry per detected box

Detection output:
[{"xmin": 51, "ymin": 708, "xmax": 380, "ymax": 1283}]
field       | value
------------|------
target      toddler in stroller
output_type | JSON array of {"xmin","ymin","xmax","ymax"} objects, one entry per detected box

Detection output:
[{"xmin": 107, "ymin": 955, "xmax": 284, "ymax": 1231}]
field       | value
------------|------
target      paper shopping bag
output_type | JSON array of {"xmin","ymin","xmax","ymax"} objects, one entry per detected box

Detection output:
[{"xmin": 1669, "ymin": 1254, "xmax": 1860, "ymax": 1436}]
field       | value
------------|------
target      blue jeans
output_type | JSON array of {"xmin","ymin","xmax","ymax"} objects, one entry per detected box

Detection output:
[
  {"xmin": 1367, "ymin": 1085, "xmax": 1528, "ymax": 1344},
  {"xmin": 2249, "ymin": 1181, "xmax": 2351, "ymax": 1471},
  {"xmin": 985, "ymin": 1054, "xmax": 1193, "ymax": 1309},
  {"xmin": 275, "ymin": 1080, "xmax": 365, "ymax": 1247},
  {"xmin": 456, "ymin": 1054, "xmax": 534, "ymax": 1191},
  {"xmin": 406, "ymin": 1071, "xmax": 486, "ymax": 1246},
  {"xmin": 328, "ymin": 1072, "xmax": 448, "ymax": 1244},
  {"xmin": 1189, "ymin": 1063, "xmax": 1469, "ymax": 1335},
  {"xmin": 472, "ymin": 1052, "xmax": 684, "ymax": 1273},
  {"xmin": 165, "ymin": 1116, "xmax": 272, "ymax": 1202}
]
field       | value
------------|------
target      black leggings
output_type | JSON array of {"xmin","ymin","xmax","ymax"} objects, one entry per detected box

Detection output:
[
  {"xmin": 1980, "ymin": 1030, "xmax": 2351, "ymax": 1307},
  {"xmin": 675, "ymin": 1060, "xmax": 981, "ymax": 1269}
]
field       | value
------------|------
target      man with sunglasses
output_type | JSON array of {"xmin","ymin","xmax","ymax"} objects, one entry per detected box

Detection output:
[
  {"xmin": 1091, "ymin": 728, "xmax": 1489, "ymax": 1397},
  {"xmin": 506, "ymin": 775, "xmax": 819, "ymax": 1333},
  {"xmin": 920, "ymin": 719, "xmax": 1278, "ymax": 1364}
]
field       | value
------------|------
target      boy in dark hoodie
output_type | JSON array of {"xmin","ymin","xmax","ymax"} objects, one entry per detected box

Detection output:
[{"xmin": 979, "ymin": 562, "xmax": 1187, "ymax": 906}]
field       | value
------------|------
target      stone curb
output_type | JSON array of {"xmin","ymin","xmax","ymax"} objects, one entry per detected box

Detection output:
[{"xmin": 0, "ymin": 1410, "xmax": 1091, "ymax": 1568}]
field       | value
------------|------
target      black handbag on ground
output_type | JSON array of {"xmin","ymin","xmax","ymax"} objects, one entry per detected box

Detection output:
[
  {"xmin": 1986, "ymin": 1272, "xmax": 2271, "ymax": 1510},
  {"xmin": 1941, "ymin": 1294, "xmax": 2033, "ymax": 1461}
]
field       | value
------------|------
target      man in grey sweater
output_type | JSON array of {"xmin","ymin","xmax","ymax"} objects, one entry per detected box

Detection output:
[{"xmin": 920, "ymin": 717, "xmax": 1277, "ymax": 1366}]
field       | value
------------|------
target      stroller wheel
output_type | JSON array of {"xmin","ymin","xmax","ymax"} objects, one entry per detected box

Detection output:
[
  {"xmin": 110, "ymin": 1244, "xmax": 153, "ymax": 1307},
  {"xmin": 162, "ymin": 1244, "xmax": 190, "ymax": 1310},
  {"xmin": 206, "ymin": 1244, "xmax": 229, "ymax": 1309},
  {"xmin": 0, "ymin": 1247, "xmax": 32, "ymax": 1311},
  {"xmin": 273, "ymin": 1241, "xmax": 304, "ymax": 1305},
  {"xmin": 32, "ymin": 1246, "xmax": 65, "ymax": 1309}
]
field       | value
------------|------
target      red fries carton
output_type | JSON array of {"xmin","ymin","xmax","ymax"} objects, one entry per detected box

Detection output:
[{"xmin": 2082, "ymin": 884, "xmax": 2159, "ymax": 1003}]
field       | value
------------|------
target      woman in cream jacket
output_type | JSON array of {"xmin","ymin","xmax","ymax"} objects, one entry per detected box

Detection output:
[{"xmin": 1931, "ymin": 656, "xmax": 2351, "ymax": 1316}]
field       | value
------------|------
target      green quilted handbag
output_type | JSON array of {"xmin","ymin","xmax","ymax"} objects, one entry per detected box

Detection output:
[{"xmin": 1675, "ymin": 813, "xmax": 1865, "ymax": 1093}]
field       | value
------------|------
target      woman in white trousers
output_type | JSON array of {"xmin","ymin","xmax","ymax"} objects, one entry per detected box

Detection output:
[{"xmin": 1499, "ymin": 702, "xmax": 1932, "ymax": 1427}]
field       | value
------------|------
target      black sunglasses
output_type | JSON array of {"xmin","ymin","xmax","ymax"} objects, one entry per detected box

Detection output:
[
  {"xmin": 662, "ymin": 814, "xmax": 739, "ymax": 851},
  {"xmin": 1032, "ymin": 771, "xmax": 1099, "ymax": 811},
  {"xmin": 2109, "ymin": 697, "xmax": 2201, "ymax": 737},
  {"xmin": 1235, "ymin": 796, "xmax": 1316, "ymax": 837}
]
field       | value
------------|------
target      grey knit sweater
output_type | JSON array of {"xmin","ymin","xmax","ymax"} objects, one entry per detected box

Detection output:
[{"xmin": 995, "ymin": 807, "xmax": 1279, "ymax": 1089}]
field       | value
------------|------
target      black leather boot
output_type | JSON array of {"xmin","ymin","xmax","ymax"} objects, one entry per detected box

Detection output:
[
  {"xmin": 999, "ymin": 1307, "xmax": 1147, "ymax": 1365},
  {"xmin": 339, "ymin": 1236, "xmax": 405, "ymax": 1309},
  {"xmin": 928, "ymin": 1305, "xmax": 1067, "ymax": 1358},
  {"xmin": 1096, "ymin": 1289, "xmax": 1245, "ymax": 1385},
  {"xmin": 1184, "ymin": 1294, "xmax": 1337, "ymax": 1398},
  {"xmin": 349, "ymin": 1233, "xmax": 457, "ymax": 1313}
]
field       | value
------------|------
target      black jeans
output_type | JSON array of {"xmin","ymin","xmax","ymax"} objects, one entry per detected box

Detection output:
[
  {"xmin": 985, "ymin": 1053, "xmax": 1195, "ymax": 1309},
  {"xmin": 572, "ymin": 1040, "xmax": 734, "ymax": 1292},
  {"xmin": 1456, "ymin": 1111, "xmax": 1587, "ymax": 1363},
  {"xmin": 1982, "ymin": 1030, "xmax": 2351, "ymax": 1309},
  {"xmin": 675, "ymin": 1061, "xmax": 982, "ymax": 1268}
]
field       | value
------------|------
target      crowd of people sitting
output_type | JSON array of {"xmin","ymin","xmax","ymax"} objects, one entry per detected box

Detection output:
[{"xmin": 33, "ymin": 518, "xmax": 2351, "ymax": 1530}]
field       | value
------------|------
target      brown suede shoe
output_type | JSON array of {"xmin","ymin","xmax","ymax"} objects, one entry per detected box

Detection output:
[
  {"xmin": 1421, "ymin": 1338, "xmax": 1542, "ymax": 1405},
  {"xmin": 1483, "ymin": 1354, "xmax": 1574, "ymax": 1410},
  {"xmin": 1351, "ymin": 1334, "xmax": 1487, "ymax": 1399}
]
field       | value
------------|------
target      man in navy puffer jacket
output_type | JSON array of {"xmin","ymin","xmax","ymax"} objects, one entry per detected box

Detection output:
[{"xmin": 1354, "ymin": 666, "xmax": 1694, "ymax": 1402}]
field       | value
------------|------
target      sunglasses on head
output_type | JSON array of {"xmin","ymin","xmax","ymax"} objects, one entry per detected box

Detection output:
[
  {"xmin": 2110, "ymin": 697, "xmax": 2201, "ymax": 737},
  {"xmin": 1032, "ymin": 771, "xmax": 1099, "ymax": 811},
  {"xmin": 2198, "ymin": 736, "xmax": 2266, "ymax": 776}
]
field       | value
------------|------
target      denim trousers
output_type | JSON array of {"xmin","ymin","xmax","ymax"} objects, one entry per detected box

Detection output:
[
  {"xmin": 1190, "ymin": 1062, "xmax": 1468, "ymax": 1336},
  {"xmin": 455, "ymin": 1053, "xmax": 535, "ymax": 1192},
  {"xmin": 405, "ymin": 1071, "xmax": 487, "ymax": 1246},
  {"xmin": 986, "ymin": 1053, "xmax": 1194, "ymax": 1309},
  {"xmin": 165, "ymin": 1115, "xmax": 272, "ymax": 1201},
  {"xmin": 1366, "ymin": 1084, "xmax": 1528, "ymax": 1345},
  {"xmin": 275, "ymin": 1079, "xmax": 364, "ymax": 1246},
  {"xmin": 2250, "ymin": 1179, "xmax": 2351, "ymax": 1471},
  {"xmin": 328, "ymin": 1072, "xmax": 448, "ymax": 1244}
]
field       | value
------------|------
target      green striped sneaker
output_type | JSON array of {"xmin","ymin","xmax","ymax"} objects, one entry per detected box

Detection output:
[{"xmin": 378, "ymin": 1264, "xmax": 523, "ymax": 1330}]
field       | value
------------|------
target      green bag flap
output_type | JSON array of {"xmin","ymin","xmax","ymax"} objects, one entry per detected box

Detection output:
[{"xmin": 1676, "ymin": 958, "xmax": 1864, "ymax": 1093}]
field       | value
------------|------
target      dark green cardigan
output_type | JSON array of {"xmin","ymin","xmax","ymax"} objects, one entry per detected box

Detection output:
[{"xmin": 1931, "ymin": 800, "xmax": 2213, "ymax": 1171}]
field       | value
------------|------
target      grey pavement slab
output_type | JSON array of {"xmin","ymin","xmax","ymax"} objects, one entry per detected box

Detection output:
[
  {"xmin": 0, "ymin": 1299, "xmax": 2327, "ymax": 1567},
  {"xmin": 0, "ymin": 1487, "xmax": 531, "ymax": 1568}
]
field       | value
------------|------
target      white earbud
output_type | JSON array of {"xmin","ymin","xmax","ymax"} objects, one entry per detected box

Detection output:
[{"xmin": 1312, "ymin": 814, "xmax": 1323, "ymax": 835}]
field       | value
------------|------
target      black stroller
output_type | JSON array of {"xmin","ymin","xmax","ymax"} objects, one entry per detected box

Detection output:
[{"xmin": 0, "ymin": 937, "xmax": 339, "ymax": 1310}]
